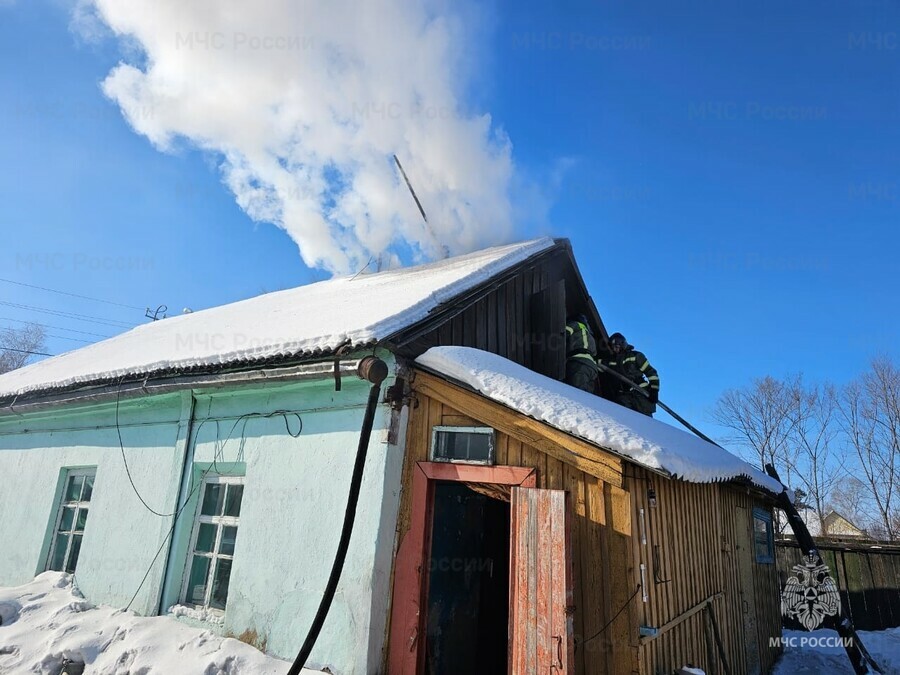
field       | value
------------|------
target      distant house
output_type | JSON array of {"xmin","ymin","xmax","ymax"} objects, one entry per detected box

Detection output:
[
  {"xmin": 0, "ymin": 238, "xmax": 784, "ymax": 675},
  {"xmin": 779, "ymin": 508, "xmax": 867, "ymax": 539}
]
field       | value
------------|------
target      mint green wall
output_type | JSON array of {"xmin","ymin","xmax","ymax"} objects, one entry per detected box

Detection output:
[{"xmin": 0, "ymin": 356, "xmax": 406, "ymax": 675}]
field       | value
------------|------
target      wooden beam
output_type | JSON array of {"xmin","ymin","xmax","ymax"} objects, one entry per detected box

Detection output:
[
  {"xmin": 412, "ymin": 370, "xmax": 623, "ymax": 487},
  {"xmin": 638, "ymin": 592, "xmax": 725, "ymax": 645}
]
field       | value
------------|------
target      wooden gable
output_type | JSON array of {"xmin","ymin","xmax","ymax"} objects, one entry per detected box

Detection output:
[{"xmin": 385, "ymin": 241, "xmax": 607, "ymax": 381}]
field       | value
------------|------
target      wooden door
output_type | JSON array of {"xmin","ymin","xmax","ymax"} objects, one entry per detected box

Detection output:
[
  {"xmin": 734, "ymin": 506, "xmax": 761, "ymax": 675},
  {"xmin": 509, "ymin": 487, "xmax": 574, "ymax": 675}
]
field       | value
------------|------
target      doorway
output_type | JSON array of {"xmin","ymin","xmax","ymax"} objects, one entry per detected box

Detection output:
[{"xmin": 424, "ymin": 482, "xmax": 510, "ymax": 675}]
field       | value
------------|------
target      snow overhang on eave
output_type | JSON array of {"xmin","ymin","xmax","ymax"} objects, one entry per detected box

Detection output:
[{"xmin": 0, "ymin": 346, "xmax": 380, "ymax": 417}]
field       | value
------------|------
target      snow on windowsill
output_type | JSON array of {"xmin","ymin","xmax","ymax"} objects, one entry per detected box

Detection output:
[{"xmin": 168, "ymin": 603, "xmax": 226, "ymax": 626}]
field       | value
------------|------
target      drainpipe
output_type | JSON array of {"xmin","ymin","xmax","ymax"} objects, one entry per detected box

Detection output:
[
  {"xmin": 287, "ymin": 356, "xmax": 388, "ymax": 675},
  {"xmin": 156, "ymin": 391, "xmax": 197, "ymax": 615}
]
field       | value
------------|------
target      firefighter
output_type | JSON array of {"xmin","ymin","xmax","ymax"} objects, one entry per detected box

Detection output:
[
  {"xmin": 599, "ymin": 332, "xmax": 659, "ymax": 416},
  {"xmin": 564, "ymin": 314, "xmax": 598, "ymax": 393}
]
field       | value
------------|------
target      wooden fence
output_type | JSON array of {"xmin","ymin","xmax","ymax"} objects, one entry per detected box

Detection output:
[{"xmin": 776, "ymin": 538, "xmax": 900, "ymax": 631}]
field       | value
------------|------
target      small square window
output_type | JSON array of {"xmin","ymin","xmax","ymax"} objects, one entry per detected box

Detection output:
[
  {"xmin": 47, "ymin": 469, "xmax": 96, "ymax": 573},
  {"xmin": 182, "ymin": 476, "xmax": 244, "ymax": 612},
  {"xmin": 430, "ymin": 426, "xmax": 495, "ymax": 464},
  {"xmin": 753, "ymin": 508, "xmax": 774, "ymax": 564}
]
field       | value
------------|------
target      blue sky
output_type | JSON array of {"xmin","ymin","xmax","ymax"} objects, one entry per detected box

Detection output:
[{"xmin": 1, "ymin": 0, "xmax": 898, "ymax": 435}]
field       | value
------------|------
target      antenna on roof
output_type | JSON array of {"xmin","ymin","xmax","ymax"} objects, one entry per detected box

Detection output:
[
  {"xmin": 392, "ymin": 154, "xmax": 449, "ymax": 259},
  {"xmin": 145, "ymin": 305, "xmax": 167, "ymax": 321},
  {"xmin": 393, "ymin": 154, "xmax": 428, "ymax": 224}
]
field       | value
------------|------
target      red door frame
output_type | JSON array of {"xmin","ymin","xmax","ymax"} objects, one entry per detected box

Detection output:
[{"xmin": 387, "ymin": 461, "xmax": 537, "ymax": 675}]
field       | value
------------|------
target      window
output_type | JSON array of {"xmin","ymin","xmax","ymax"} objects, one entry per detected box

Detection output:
[
  {"xmin": 753, "ymin": 508, "xmax": 774, "ymax": 564},
  {"xmin": 48, "ymin": 469, "xmax": 95, "ymax": 573},
  {"xmin": 430, "ymin": 426, "xmax": 495, "ymax": 464},
  {"xmin": 182, "ymin": 476, "xmax": 244, "ymax": 611}
]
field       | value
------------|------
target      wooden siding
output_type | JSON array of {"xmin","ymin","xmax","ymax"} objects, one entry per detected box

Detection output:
[
  {"xmin": 393, "ymin": 372, "xmax": 638, "ymax": 675},
  {"xmin": 390, "ymin": 247, "xmax": 597, "ymax": 380},
  {"xmin": 389, "ymin": 370, "xmax": 781, "ymax": 675},
  {"xmin": 627, "ymin": 465, "xmax": 782, "ymax": 675}
]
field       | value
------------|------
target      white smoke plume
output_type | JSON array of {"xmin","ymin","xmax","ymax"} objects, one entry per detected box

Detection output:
[{"xmin": 80, "ymin": 0, "xmax": 516, "ymax": 273}]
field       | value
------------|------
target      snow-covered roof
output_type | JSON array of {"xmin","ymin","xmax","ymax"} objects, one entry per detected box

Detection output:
[
  {"xmin": 416, "ymin": 346, "xmax": 783, "ymax": 493},
  {"xmin": 0, "ymin": 239, "xmax": 555, "ymax": 399}
]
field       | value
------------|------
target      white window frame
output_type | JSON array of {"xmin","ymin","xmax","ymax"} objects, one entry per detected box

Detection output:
[
  {"xmin": 430, "ymin": 426, "xmax": 495, "ymax": 465},
  {"xmin": 180, "ymin": 474, "xmax": 244, "ymax": 613},
  {"xmin": 47, "ymin": 468, "xmax": 96, "ymax": 573}
]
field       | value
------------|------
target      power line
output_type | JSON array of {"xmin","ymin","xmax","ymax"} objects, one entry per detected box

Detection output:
[
  {"xmin": 0, "ymin": 346, "xmax": 53, "ymax": 357},
  {"xmin": 0, "ymin": 277, "xmax": 145, "ymax": 311},
  {"xmin": 0, "ymin": 315, "xmax": 113, "ymax": 338},
  {"xmin": 0, "ymin": 300, "xmax": 134, "ymax": 328},
  {"xmin": 0, "ymin": 325, "xmax": 91, "ymax": 344}
]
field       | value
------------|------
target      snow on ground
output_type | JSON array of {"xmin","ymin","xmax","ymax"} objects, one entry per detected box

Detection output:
[
  {"xmin": 772, "ymin": 628, "xmax": 900, "ymax": 674},
  {"xmin": 0, "ymin": 572, "xmax": 319, "ymax": 674},
  {"xmin": 0, "ymin": 238, "xmax": 553, "ymax": 398},
  {"xmin": 416, "ymin": 346, "xmax": 783, "ymax": 492}
]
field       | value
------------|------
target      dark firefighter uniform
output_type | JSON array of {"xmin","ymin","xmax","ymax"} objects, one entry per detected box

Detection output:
[
  {"xmin": 599, "ymin": 333, "xmax": 659, "ymax": 416},
  {"xmin": 564, "ymin": 317, "xmax": 598, "ymax": 393}
]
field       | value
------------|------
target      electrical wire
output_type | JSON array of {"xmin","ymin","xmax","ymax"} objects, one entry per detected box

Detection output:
[
  {"xmin": 577, "ymin": 585, "xmax": 642, "ymax": 648},
  {"xmin": 0, "ymin": 315, "xmax": 112, "ymax": 338},
  {"xmin": 123, "ymin": 408, "xmax": 305, "ymax": 611},
  {"xmin": 0, "ymin": 300, "xmax": 134, "ymax": 328},
  {"xmin": 0, "ymin": 324, "xmax": 91, "ymax": 344},
  {"xmin": 0, "ymin": 277, "xmax": 144, "ymax": 310},
  {"xmin": 116, "ymin": 380, "xmax": 177, "ymax": 517},
  {"xmin": 0, "ymin": 346, "xmax": 53, "ymax": 357}
]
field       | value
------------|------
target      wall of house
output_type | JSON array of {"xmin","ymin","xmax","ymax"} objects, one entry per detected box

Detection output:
[
  {"xmin": 0, "ymin": 392, "xmax": 187, "ymax": 614},
  {"xmin": 395, "ymin": 373, "xmax": 639, "ymax": 675},
  {"xmin": 0, "ymin": 355, "xmax": 406, "ymax": 675},
  {"xmin": 627, "ymin": 465, "xmax": 782, "ymax": 675}
]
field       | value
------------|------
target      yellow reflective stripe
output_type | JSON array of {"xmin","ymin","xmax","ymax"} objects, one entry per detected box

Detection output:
[
  {"xmin": 623, "ymin": 356, "xmax": 637, "ymax": 363},
  {"xmin": 647, "ymin": 375, "xmax": 659, "ymax": 381},
  {"xmin": 640, "ymin": 360, "xmax": 651, "ymax": 372},
  {"xmin": 566, "ymin": 325, "xmax": 574, "ymax": 334},
  {"xmin": 638, "ymin": 381, "xmax": 650, "ymax": 388},
  {"xmin": 572, "ymin": 353, "xmax": 596, "ymax": 364}
]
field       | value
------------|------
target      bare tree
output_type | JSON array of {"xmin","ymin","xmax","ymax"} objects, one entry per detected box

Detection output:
[
  {"xmin": 789, "ymin": 381, "xmax": 843, "ymax": 535},
  {"xmin": 839, "ymin": 357, "xmax": 900, "ymax": 540},
  {"xmin": 0, "ymin": 324, "xmax": 47, "ymax": 374},
  {"xmin": 711, "ymin": 375, "xmax": 800, "ymax": 481},
  {"xmin": 829, "ymin": 475, "xmax": 871, "ymax": 535}
]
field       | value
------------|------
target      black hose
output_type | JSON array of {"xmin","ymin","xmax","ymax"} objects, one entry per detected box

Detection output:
[
  {"xmin": 595, "ymin": 361, "xmax": 722, "ymax": 447},
  {"xmin": 287, "ymin": 357, "xmax": 387, "ymax": 675}
]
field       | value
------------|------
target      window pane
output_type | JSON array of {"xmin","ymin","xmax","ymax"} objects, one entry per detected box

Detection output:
[
  {"xmin": 50, "ymin": 533, "xmax": 69, "ymax": 571},
  {"xmin": 75, "ymin": 509, "xmax": 88, "ymax": 532},
  {"xmin": 201, "ymin": 483, "xmax": 224, "ymax": 516},
  {"xmin": 66, "ymin": 534, "xmax": 83, "ymax": 573},
  {"xmin": 209, "ymin": 559, "xmax": 232, "ymax": 610},
  {"xmin": 65, "ymin": 475, "xmax": 84, "ymax": 502},
  {"xmin": 59, "ymin": 506, "xmax": 76, "ymax": 532},
  {"xmin": 433, "ymin": 430, "xmax": 492, "ymax": 462},
  {"xmin": 224, "ymin": 484, "xmax": 243, "ymax": 517},
  {"xmin": 219, "ymin": 526, "xmax": 238, "ymax": 556},
  {"xmin": 81, "ymin": 475, "xmax": 94, "ymax": 502},
  {"xmin": 195, "ymin": 523, "xmax": 217, "ymax": 553},
  {"xmin": 186, "ymin": 556, "xmax": 210, "ymax": 605}
]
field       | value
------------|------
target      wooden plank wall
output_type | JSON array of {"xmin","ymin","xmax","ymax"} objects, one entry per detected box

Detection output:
[
  {"xmin": 393, "ymin": 384, "xmax": 640, "ymax": 675},
  {"xmin": 777, "ymin": 540, "xmax": 900, "ymax": 631},
  {"xmin": 627, "ymin": 466, "xmax": 782, "ymax": 675},
  {"xmin": 397, "ymin": 251, "xmax": 569, "ymax": 379}
]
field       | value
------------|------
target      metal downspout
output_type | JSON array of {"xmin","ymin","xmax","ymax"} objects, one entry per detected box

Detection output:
[{"xmin": 156, "ymin": 390, "xmax": 197, "ymax": 615}]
